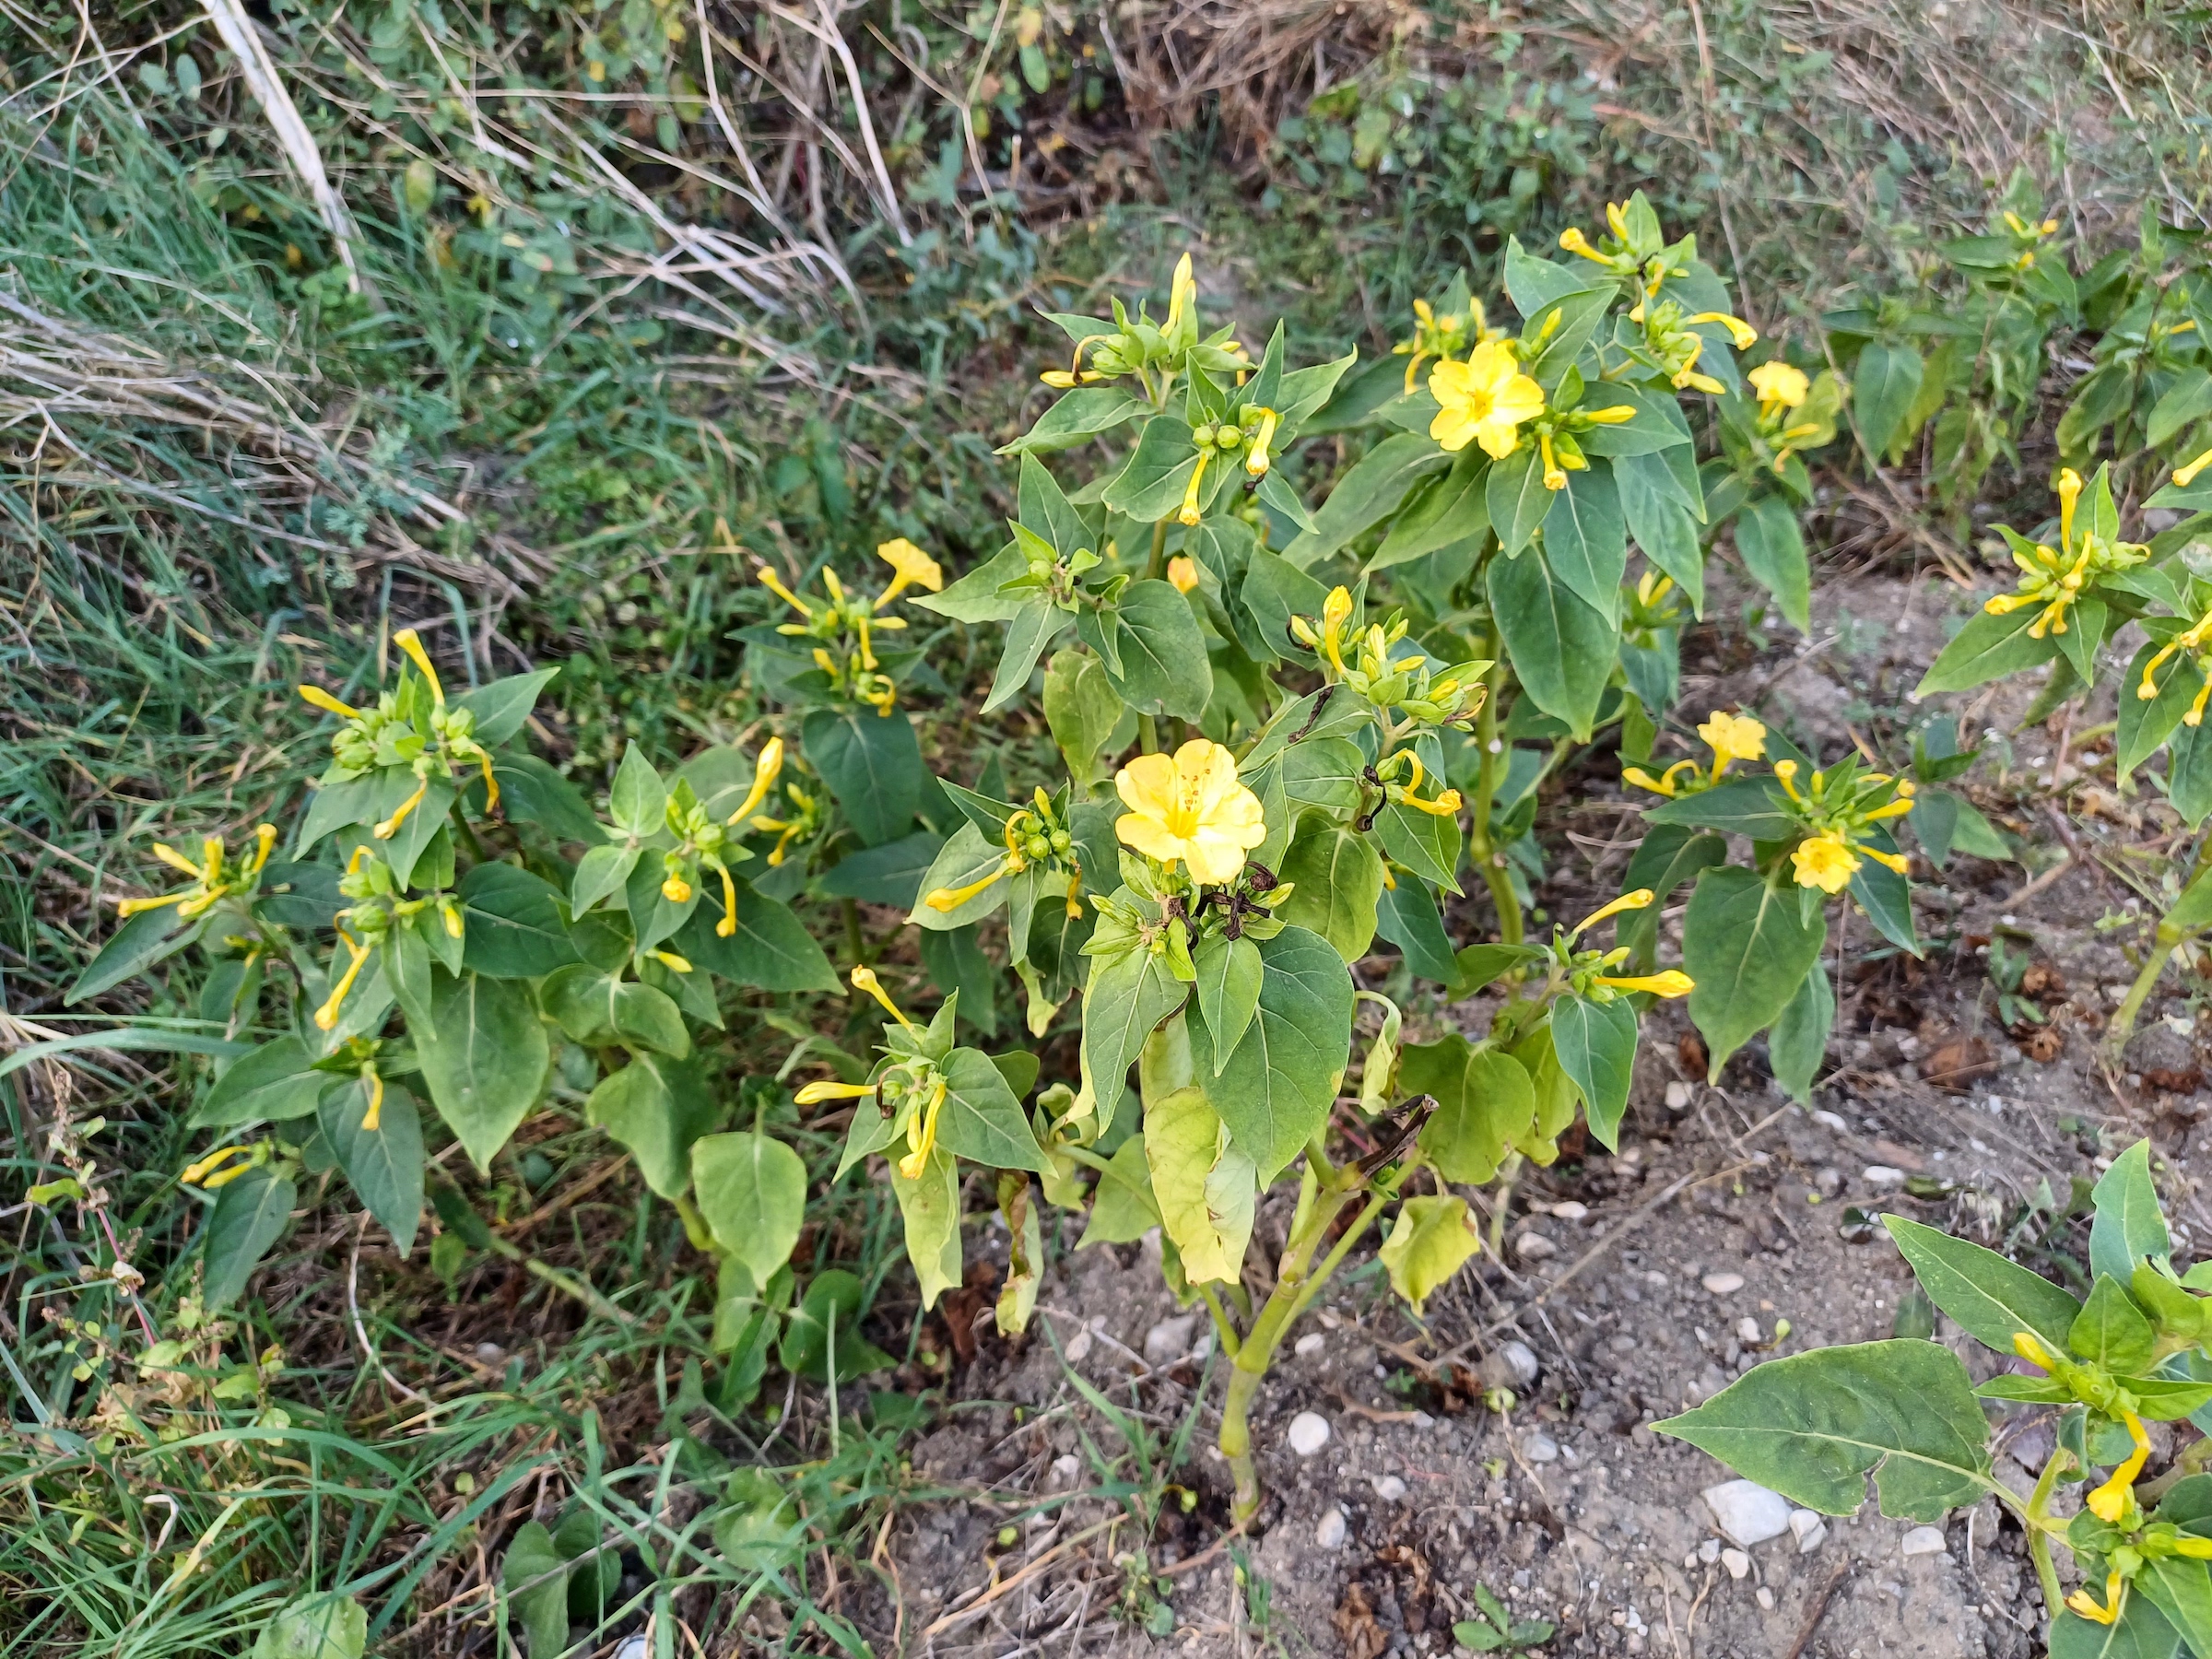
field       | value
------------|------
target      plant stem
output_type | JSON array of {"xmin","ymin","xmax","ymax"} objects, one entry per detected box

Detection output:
[
  {"xmin": 842, "ymin": 897, "xmax": 865, "ymax": 965},
  {"xmin": 1146, "ymin": 517, "xmax": 1170, "ymax": 582},
  {"xmin": 481, "ymin": 1230, "xmax": 635, "ymax": 1325},
  {"xmin": 2106, "ymin": 921, "xmax": 2188, "ymax": 1064},
  {"xmin": 1138, "ymin": 712, "xmax": 1159, "ymax": 755},
  {"xmin": 2023, "ymin": 1448, "xmax": 2075, "ymax": 1623},
  {"xmin": 1488, "ymin": 1151, "xmax": 1524, "ymax": 1257},
  {"xmin": 1466, "ymin": 633, "xmax": 1522, "ymax": 945}
]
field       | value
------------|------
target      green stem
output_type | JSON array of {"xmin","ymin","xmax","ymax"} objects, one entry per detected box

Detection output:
[
  {"xmin": 1197, "ymin": 1284, "xmax": 1241, "ymax": 1357},
  {"xmin": 1145, "ymin": 517, "xmax": 1171, "ymax": 582},
  {"xmin": 841, "ymin": 897, "xmax": 865, "ymax": 966},
  {"xmin": 1466, "ymin": 636, "xmax": 1522, "ymax": 945},
  {"xmin": 2024, "ymin": 1449, "xmax": 2075, "ymax": 1623},
  {"xmin": 1138, "ymin": 713, "xmax": 1159, "ymax": 755},
  {"xmin": 481, "ymin": 1230, "xmax": 635, "ymax": 1326},
  {"xmin": 2106, "ymin": 922, "xmax": 2188, "ymax": 1065},
  {"xmin": 1488, "ymin": 1151, "xmax": 1524, "ymax": 1258}
]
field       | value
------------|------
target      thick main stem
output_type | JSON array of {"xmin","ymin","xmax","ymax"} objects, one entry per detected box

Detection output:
[{"xmin": 1465, "ymin": 636, "xmax": 1523, "ymax": 945}]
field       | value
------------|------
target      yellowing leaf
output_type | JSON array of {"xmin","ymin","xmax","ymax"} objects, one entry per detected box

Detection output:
[
  {"xmin": 1144, "ymin": 1085, "xmax": 1254, "ymax": 1284},
  {"xmin": 892, "ymin": 1145, "xmax": 962, "ymax": 1310},
  {"xmin": 1379, "ymin": 1195, "xmax": 1481, "ymax": 1314}
]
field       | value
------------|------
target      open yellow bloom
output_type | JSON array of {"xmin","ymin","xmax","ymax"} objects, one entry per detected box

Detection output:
[
  {"xmin": 1114, "ymin": 739, "xmax": 1267, "ymax": 884},
  {"xmin": 1429, "ymin": 342, "xmax": 1546, "ymax": 460},
  {"xmin": 1747, "ymin": 360, "xmax": 1809, "ymax": 413},
  {"xmin": 1791, "ymin": 831, "xmax": 1860, "ymax": 894},
  {"xmin": 1166, "ymin": 555, "xmax": 1201, "ymax": 594},
  {"xmin": 874, "ymin": 538, "xmax": 943, "ymax": 608},
  {"xmin": 1697, "ymin": 711, "xmax": 1767, "ymax": 775},
  {"xmin": 2067, "ymin": 1571, "xmax": 2126, "ymax": 1626}
]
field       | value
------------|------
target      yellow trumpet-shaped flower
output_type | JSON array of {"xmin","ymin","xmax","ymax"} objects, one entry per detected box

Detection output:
[
  {"xmin": 1163, "ymin": 252, "xmax": 1196, "ymax": 338},
  {"xmin": 758, "ymin": 567, "xmax": 812, "ymax": 617},
  {"xmin": 794, "ymin": 1078, "xmax": 879, "ymax": 1106},
  {"xmin": 1622, "ymin": 760, "xmax": 1700, "ymax": 798},
  {"xmin": 850, "ymin": 964, "xmax": 916, "ymax": 1031},
  {"xmin": 1747, "ymin": 360, "xmax": 1810, "ymax": 412},
  {"xmin": 2174, "ymin": 445, "xmax": 2212, "ymax": 488},
  {"xmin": 1539, "ymin": 431, "xmax": 1568, "ymax": 492},
  {"xmin": 1167, "ymin": 554, "xmax": 1201, "ymax": 594},
  {"xmin": 1113, "ymin": 738, "xmax": 1268, "ymax": 885},
  {"xmin": 1397, "ymin": 786, "xmax": 1463, "ymax": 817},
  {"xmin": 874, "ymin": 538, "xmax": 944, "ymax": 608},
  {"xmin": 898, "ymin": 1075, "xmax": 950, "ymax": 1180},
  {"xmin": 1178, "ymin": 446, "xmax": 1213, "ymax": 526},
  {"xmin": 1597, "ymin": 971, "xmax": 1695, "ymax": 997},
  {"xmin": 1698, "ymin": 710, "xmax": 1767, "ymax": 777},
  {"xmin": 725, "ymin": 736, "xmax": 785, "ymax": 827},
  {"xmin": 1557, "ymin": 225, "xmax": 1608, "ymax": 265},
  {"xmin": 924, "ymin": 859, "xmax": 1013, "ymax": 912},
  {"xmin": 1791, "ymin": 831, "xmax": 1860, "ymax": 894},
  {"xmin": 2087, "ymin": 1409, "xmax": 2151, "ymax": 1524},
  {"xmin": 1688, "ymin": 312, "xmax": 1759, "ymax": 349},
  {"xmin": 712, "ymin": 862, "xmax": 740, "ymax": 937},
  {"xmin": 394, "ymin": 628, "xmax": 444, "ymax": 705},
  {"xmin": 1245, "ymin": 407, "xmax": 1278, "ymax": 477},
  {"xmin": 2067, "ymin": 1571, "xmax": 2126, "ymax": 1626},
  {"xmin": 1573, "ymin": 888, "xmax": 1654, "ymax": 936},
  {"xmin": 360, "ymin": 1069, "xmax": 384, "ymax": 1132},
  {"xmin": 299, "ymin": 684, "xmax": 360, "ymax": 719},
  {"xmin": 373, "ymin": 773, "xmax": 431, "ymax": 841},
  {"xmin": 2057, "ymin": 465, "xmax": 2082, "ymax": 554},
  {"xmin": 661, "ymin": 870, "xmax": 692, "ymax": 904},
  {"xmin": 651, "ymin": 949, "xmax": 692, "ymax": 973},
  {"xmin": 181, "ymin": 1144, "xmax": 252, "ymax": 1186},
  {"xmin": 1429, "ymin": 341, "xmax": 1547, "ymax": 460},
  {"xmin": 314, "ymin": 932, "xmax": 374, "ymax": 1030}
]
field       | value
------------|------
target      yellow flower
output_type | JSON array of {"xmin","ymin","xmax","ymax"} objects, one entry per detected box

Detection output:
[
  {"xmin": 2087, "ymin": 1409, "xmax": 2151, "ymax": 1524},
  {"xmin": 1622, "ymin": 760, "xmax": 1699, "ymax": 798},
  {"xmin": 874, "ymin": 538, "xmax": 943, "ymax": 608},
  {"xmin": 2067, "ymin": 1571, "xmax": 2126, "ymax": 1626},
  {"xmin": 1167, "ymin": 555, "xmax": 1201, "ymax": 594},
  {"xmin": 1572, "ymin": 888, "xmax": 1653, "ymax": 936},
  {"xmin": 1747, "ymin": 360, "xmax": 1809, "ymax": 412},
  {"xmin": 794, "ymin": 1078, "xmax": 877, "ymax": 1106},
  {"xmin": 724, "ymin": 736, "xmax": 785, "ymax": 826},
  {"xmin": 1598, "ymin": 971, "xmax": 1694, "ymax": 998},
  {"xmin": 850, "ymin": 964, "xmax": 916, "ymax": 1031},
  {"xmin": 1791, "ymin": 831, "xmax": 1860, "ymax": 894},
  {"xmin": 1697, "ymin": 711, "xmax": 1767, "ymax": 775},
  {"xmin": 1114, "ymin": 738, "xmax": 1268, "ymax": 884},
  {"xmin": 1429, "ymin": 341, "xmax": 1546, "ymax": 460},
  {"xmin": 2175, "ymin": 445, "xmax": 2212, "ymax": 488}
]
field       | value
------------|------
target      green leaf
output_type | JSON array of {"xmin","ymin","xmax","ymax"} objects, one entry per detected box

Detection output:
[
  {"xmin": 2121, "ymin": 1574, "xmax": 2199, "ymax": 1659},
  {"xmin": 1734, "ymin": 493, "xmax": 1810, "ymax": 633},
  {"xmin": 252, "ymin": 1595, "xmax": 367, "ymax": 1659},
  {"xmin": 1914, "ymin": 605, "xmax": 2059, "ymax": 696},
  {"xmin": 1618, "ymin": 453, "xmax": 1704, "ymax": 615},
  {"xmin": 891, "ymin": 1146, "xmax": 963, "ymax": 1310},
  {"xmin": 417, "ymin": 970, "xmax": 551, "ymax": 1173},
  {"xmin": 501, "ymin": 1521, "xmax": 571, "ymax": 1659},
  {"xmin": 1683, "ymin": 866, "xmax": 1827, "ymax": 1077},
  {"xmin": 1277, "ymin": 817, "xmax": 1384, "ymax": 962},
  {"xmin": 1369, "ymin": 445, "xmax": 1488, "ymax": 572},
  {"xmin": 68, "ymin": 906, "xmax": 196, "ymax": 1005},
  {"xmin": 1144, "ymin": 1084, "xmax": 1256, "ymax": 1285},
  {"xmin": 1239, "ymin": 548, "xmax": 1332, "ymax": 658},
  {"xmin": 999, "ymin": 386, "xmax": 1150, "ymax": 454},
  {"xmin": 1375, "ymin": 801, "xmax": 1463, "ymax": 894},
  {"xmin": 619, "ymin": 851, "xmax": 697, "ymax": 953},
  {"xmin": 1519, "ymin": 285, "xmax": 1616, "ymax": 391},
  {"xmin": 1376, "ymin": 877, "xmax": 1462, "ymax": 984},
  {"xmin": 1100, "ymin": 417, "xmax": 1202, "ymax": 520},
  {"xmin": 1618, "ymin": 826, "xmax": 1727, "ymax": 963},
  {"xmin": 1281, "ymin": 432, "xmax": 1452, "ymax": 568},
  {"xmin": 1080, "ymin": 946, "xmax": 1190, "ymax": 1101},
  {"xmin": 1277, "ymin": 735, "xmax": 1367, "ymax": 816},
  {"xmin": 1451, "ymin": 942, "xmax": 1549, "ymax": 996},
  {"xmin": 818, "ymin": 831, "xmax": 944, "ymax": 908},
  {"xmin": 908, "ymin": 822, "xmax": 1010, "ymax": 931},
  {"xmin": 606, "ymin": 743, "xmax": 667, "ymax": 835},
  {"xmin": 1044, "ymin": 647, "xmax": 1123, "ymax": 779},
  {"xmin": 1193, "ymin": 932, "xmax": 1264, "ymax": 1075},
  {"xmin": 803, "ymin": 708, "xmax": 924, "ymax": 846},
  {"xmin": 1768, "ymin": 959, "xmax": 1833, "ymax": 1102},
  {"xmin": 2120, "ymin": 642, "xmax": 2198, "ymax": 779},
  {"xmin": 586, "ymin": 1052, "xmax": 717, "ymax": 1198},
  {"xmin": 2150, "ymin": 368, "xmax": 2212, "ymax": 449},
  {"xmin": 312, "ymin": 1075, "xmax": 422, "ymax": 1251},
  {"xmin": 1188, "ymin": 924, "xmax": 1353, "ymax": 1181},
  {"xmin": 1853, "ymin": 342, "xmax": 1924, "ymax": 461},
  {"xmin": 1406, "ymin": 1037, "xmax": 1534, "ymax": 1184},
  {"xmin": 461, "ymin": 865, "xmax": 582, "ymax": 979},
  {"xmin": 1643, "ymin": 776, "xmax": 1798, "ymax": 840},
  {"xmin": 780, "ymin": 1268, "xmax": 893, "ymax": 1382},
  {"xmin": 674, "ymin": 882, "xmax": 840, "ymax": 992},
  {"xmin": 1488, "ymin": 543, "xmax": 1617, "ymax": 740},
  {"xmin": 203, "ymin": 1165, "xmax": 296, "ymax": 1311},
  {"xmin": 1880, "ymin": 1214, "xmax": 2079, "ymax": 1354},
  {"xmin": 194, "ymin": 1037, "xmax": 327, "ymax": 1127},
  {"xmin": 2092, "ymin": 1139, "xmax": 2173, "ymax": 1284},
  {"xmin": 2071, "ymin": 1274, "xmax": 2158, "ymax": 1373},
  {"xmin": 1653, "ymin": 1339, "xmax": 1994, "ymax": 1519},
  {"xmin": 452, "ymin": 668, "xmax": 557, "ymax": 747},
  {"xmin": 1580, "ymin": 382, "xmax": 1695, "ymax": 456},
  {"xmin": 914, "ymin": 540, "xmax": 1030, "ymax": 625},
  {"xmin": 1101, "ymin": 580, "xmax": 1212, "ymax": 721},
  {"xmin": 938, "ymin": 1047, "xmax": 1052, "ymax": 1172},
  {"xmin": 542, "ymin": 965, "xmax": 689, "ymax": 1057},
  {"xmin": 1550, "ymin": 996, "xmax": 1638, "ymax": 1149},
  {"xmin": 1487, "ymin": 448, "xmax": 1557, "ymax": 558},
  {"xmin": 1079, "ymin": 1134, "xmax": 1160, "ymax": 1247},
  {"xmin": 1540, "ymin": 465, "xmax": 1628, "ymax": 621},
  {"xmin": 1379, "ymin": 1194, "xmax": 1482, "ymax": 1314},
  {"xmin": 983, "ymin": 601, "xmax": 1074, "ymax": 714},
  {"xmin": 693, "ymin": 1130, "xmax": 808, "ymax": 1283},
  {"xmin": 1847, "ymin": 826, "xmax": 1920, "ymax": 956}
]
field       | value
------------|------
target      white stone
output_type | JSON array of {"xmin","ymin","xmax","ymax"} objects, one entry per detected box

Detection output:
[
  {"xmin": 1665, "ymin": 1080, "xmax": 1693, "ymax": 1110},
  {"xmin": 1410, "ymin": 1410, "xmax": 1438, "ymax": 1430},
  {"xmin": 1757, "ymin": 1586, "xmax": 1776, "ymax": 1611},
  {"xmin": 1863, "ymin": 1165, "xmax": 1908, "ymax": 1187},
  {"xmin": 1315, "ymin": 1507, "xmax": 1347, "ymax": 1549},
  {"xmin": 1789, "ymin": 1510, "xmax": 1829, "ymax": 1553},
  {"xmin": 1287, "ymin": 1411, "xmax": 1332, "ymax": 1456},
  {"xmin": 1721, "ymin": 1548, "xmax": 1750, "ymax": 1580},
  {"xmin": 1052, "ymin": 1453, "xmax": 1081, "ymax": 1484},
  {"xmin": 1496, "ymin": 1340, "xmax": 1541, "ymax": 1386},
  {"xmin": 1064, "ymin": 1327, "xmax": 1094, "ymax": 1364},
  {"xmin": 1735, "ymin": 1316, "xmax": 1762, "ymax": 1342},
  {"xmin": 1373, "ymin": 1475, "xmax": 1407, "ymax": 1501},
  {"xmin": 1514, "ymin": 1230, "xmax": 1559, "ymax": 1261},
  {"xmin": 1701, "ymin": 1271, "xmax": 1747, "ymax": 1295},
  {"xmin": 1900, "ymin": 1525, "xmax": 1947, "ymax": 1558},
  {"xmin": 1697, "ymin": 1538, "xmax": 1721, "ymax": 1565},
  {"xmin": 1521, "ymin": 1431, "xmax": 1560, "ymax": 1464},
  {"xmin": 1550, "ymin": 1201, "xmax": 1590, "ymax": 1221},
  {"xmin": 1702, "ymin": 1479, "xmax": 1793, "ymax": 1547},
  {"xmin": 614, "ymin": 1639, "xmax": 649, "ymax": 1659},
  {"xmin": 1144, "ymin": 1313, "xmax": 1197, "ymax": 1363},
  {"xmin": 1294, "ymin": 1332, "xmax": 1325, "ymax": 1358},
  {"xmin": 474, "ymin": 1342, "xmax": 506, "ymax": 1364}
]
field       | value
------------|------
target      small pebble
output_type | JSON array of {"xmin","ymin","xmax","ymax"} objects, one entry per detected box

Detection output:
[
  {"xmin": 1144, "ymin": 1313, "xmax": 1197, "ymax": 1363},
  {"xmin": 1665, "ymin": 1080, "xmax": 1693, "ymax": 1110},
  {"xmin": 1294, "ymin": 1332, "xmax": 1325, "ymax": 1358},
  {"xmin": 1315, "ymin": 1507, "xmax": 1347, "ymax": 1549},
  {"xmin": 1900, "ymin": 1525, "xmax": 1947, "ymax": 1558},
  {"xmin": 1373, "ymin": 1475, "xmax": 1407, "ymax": 1501},
  {"xmin": 1287, "ymin": 1411, "xmax": 1332, "ymax": 1456},
  {"xmin": 1698, "ymin": 1538, "xmax": 1721, "ymax": 1565},
  {"xmin": 1064, "ymin": 1327, "xmax": 1094, "ymax": 1363},
  {"xmin": 1790, "ymin": 1510, "xmax": 1829, "ymax": 1553},
  {"xmin": 1549, "ymin": 1201, "xmax": 1590, "ymax": 1221},
  {"xmin": 1863, "ymin": 1165, "xmax": 1907, "ymax": 1187},
  {"xmin": 474, "ymin": 1342, "xmax": 505, "ymax": 1363},
  {"xmin": 1480, "ymin": 1340, "xmax": 1541, "ymax": 1390},
  {"xmin": 1515, "ymin": 1230, "xmax": 1559, "ymax": 1261},
  {"xmin": 1735, "ymin": 1316, "xmax": 1762, "ymax": 1343},
  {"xmin": 1757, "ymin": 1586, "xmax": 1775, "ymax": 1611},
  {"xmin": 1521, "ymin": 1431, "xmax": 1560, "ymax": 1464},
  {"xmin": 1703, "ymin": 1479, "xmax": 1792, "ymax": 1547},
  {"xmin": 1722, "ymin": 1548, "xmax": 1750, "ymax": 1580},
  {"xmin": 614, "ymin": 1639, "xmax": 649, "ymax": 1659},
  {"xmin": 1702, "ymin": 1271, "xmax": 1747, "ymax": 1295},
  {"xmin": 1811, "ymin": 1110, "xmax": 1848, "ymax": 1132},
  {"xmin": 1410, "ymin": 1410, "xmax": 1438, "ymax": 1430},
  {"xmin": 1051, "ymin": 1453, "xmax": 1081, "ymax": 1484}
]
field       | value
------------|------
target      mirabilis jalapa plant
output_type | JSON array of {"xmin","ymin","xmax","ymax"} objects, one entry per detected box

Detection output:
[
  {"xmin": 1661, "ymin": 1143, "xmax": 2212, "ymax": 1654},
  {"xmin": 840, "ymin": 201, "xmax": 1826, "ymax": 1523}
]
